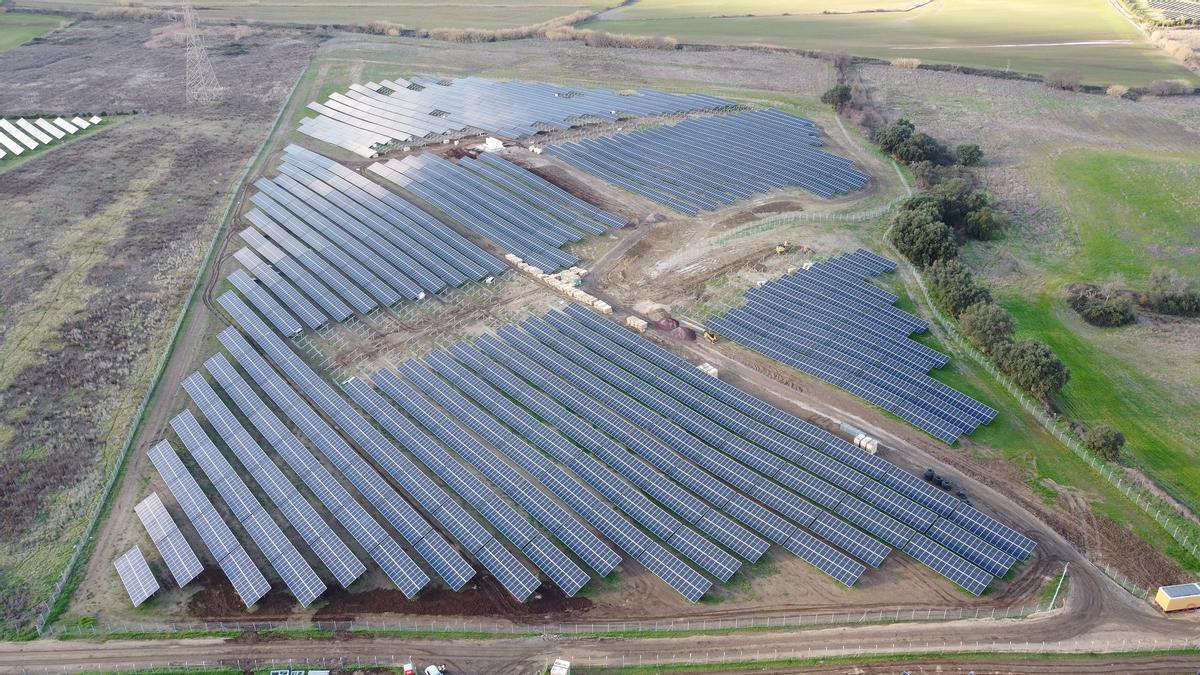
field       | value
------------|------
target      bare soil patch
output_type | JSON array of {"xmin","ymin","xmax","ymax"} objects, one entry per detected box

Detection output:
[{"xmin": 0, "ymin": 17, "xmax": 316, "ymax": 633}]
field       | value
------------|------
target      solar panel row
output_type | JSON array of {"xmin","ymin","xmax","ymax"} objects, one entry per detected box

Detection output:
[
  {"xmin": 229, "ymin": 145, "xmax": 507, "ymax": 336},
  {"xmin": 182, "ymin": 373, "xmax": 366, "ymax": 589},
  {"xmin": 545, "ymin": 109, "xmax": 868, "ymax": 214},
  {"xmin": 559, "ymin": 302, "xmax": 1033, "ymax": 587},
  {"xmin": 494, "ymin": 320, "xmax": 866, "ymax": 586},
  {"xmin": 400, "ymin": 357, "xmax": 743, "ymax": 583},
  {"xmin": 0, "ymin": 115, "xmax": 102, "ymax": 157},
  {"xmin": 134, "ymin": 493, "xmax": 204, "ymax": 588},
  {"xmin": 204, "ymin": 354, "xmax": 430, "ymax": 597},
  {"xmin": 709, "ymin": 252, "xmax": 997, "ymax": 443},
  {"xmin": 215, "ymin": 322, "xmax": 473, "ymax": 590},
  {"xmin": 113, "ymin": 545, "xmax": 159, "ymax": 607},
  {"xmin": 368, "ymin": 151, "xmax": 623, "ymax": 273},
  {"xmin": 147, "ymin": 440, "xmax": 270, "ymax": 607},
  {"xmin": 220, "ymin": 292, "xmax": 550, "ymax": 601},
  {"xmin": 297, "ymin": 75, "xmax": 733, "ymax": 156},
  {"xmin": 343, "ymin": 374, "xmax": 587, "ymax": 597},
  {"xmin": 169, "ymin": 409, "xmax": 328, "ymax": 607}
]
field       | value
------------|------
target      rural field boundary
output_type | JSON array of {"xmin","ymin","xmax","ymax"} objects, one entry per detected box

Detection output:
[
  {"xmin": 45, "ymin": 595, "xmax": 1066, "ymax": 641},
  {"xmin": 881, "ymin": 199, "xmax": 1200, "ymax": 578},
  {"xmin": 29, "ymin": 56, "xmax": 315, "ymax": 637},
  {"xmin": 20, "ymin": 641, "xmax": 1200, "ymax": 674}
]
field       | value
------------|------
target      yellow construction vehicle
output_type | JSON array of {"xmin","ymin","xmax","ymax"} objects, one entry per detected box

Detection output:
[
  {"xmin": 775, "ymin": 240, "xmax": 791, "ymax": 255},
  {"xmin": 703, "ymin": 330, "xmax": 718, "ymax": 344}
]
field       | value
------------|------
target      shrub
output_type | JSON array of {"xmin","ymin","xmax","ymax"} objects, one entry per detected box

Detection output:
[
  {"xmin": 890, "ymin": 208, "xmax": 957, "ymax": 269},
  {"xmin": 872, "ymin": 118, "xmax": 914, "ymax": 155},
  {"xmin": 1044, "ymin": 69, "xmax": 1083, "ymax": 91},
  {"xmin": 821, "ymin": 85, "xmax": 852, "ymax": 109},
  {"xmin": 1106, "ymin": 84, "xmax": 1129, "ymax": 98},
  {"xmin": 955, "ymin": 143, "xmax": 983, "ymax": 166},
  {"xmin": 1146, "ymin": 268, "xmax": 1200, "ymax": 316},
  {"xmin": 363, "ymin": 20, "xmax": 406, "ymax": 35},
  {"xmin": 1147, "ymin": 79, "xmax": 1193, "ymax": 96},
  {"xmin": 964, "ymin": 206, "xmax": 1005, "ymax": 240},
  {"xmin": 1066, "ymin": 283, "xmax": 1136, "ymax": 327},
  {"xmin": 895, "ymin": 132, "xmax": 948, "ymax": 165},
  {"xmin": 1083, "ymin": 424, "xmax": 1125, "ymax": 462},
  {"xmin": 959, "ymin": 302, "xmax": 1014, "ymax": 353},
  {"xmin": 929, "ymin": 177, "xmax": 988, "ymax": 229},
  {"xmin": 891, "ymin": 57, "xmax": 921, "ymax": 69},
  {"xmin": 927, "ymin": 259, "xmax": 991, "ymax": 317},
  {"xmin": 994, "ymin": 339, "xmax": 1071, "ymax": 399}
]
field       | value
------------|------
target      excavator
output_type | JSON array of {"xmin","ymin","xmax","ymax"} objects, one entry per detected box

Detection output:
[{"xmin": 703, "ymin": 330, "xmax": 718, "ymax": 344}]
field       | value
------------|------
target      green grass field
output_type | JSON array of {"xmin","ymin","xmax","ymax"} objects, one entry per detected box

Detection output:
[
  {"xmin": 978, "ymin": 148, "xmax": 1200, "ymax": 523},
  {"xmin": 16, "ymin": 0, "xmax": 611, "ymax": 28},
  {"xmin": 0, "ymin": 12, "xmax": 66, "ymax": 52},
  {"xmin": 591, "ymin": 0, "xmax": 1196, "ymax": 86}
]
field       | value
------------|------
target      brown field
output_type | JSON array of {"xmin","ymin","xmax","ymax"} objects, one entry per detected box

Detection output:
[
  {"xmin": 0, "ymin": 21, "xmax": 1190, "ymax": 668},
  {"xmin": 0, "ymin": 17, "xmax": 316, "ymax": 635}
]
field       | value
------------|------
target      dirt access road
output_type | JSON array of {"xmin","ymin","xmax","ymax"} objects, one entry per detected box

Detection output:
[{"xmin": 1, "ymin": 565, "xmax": 1196, "ymax": 673}]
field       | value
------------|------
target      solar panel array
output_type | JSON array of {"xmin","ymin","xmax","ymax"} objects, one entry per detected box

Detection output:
[
  {"xmin": 556, "ymin": 302, "xmax": 1033, "ymax": 591},
  {"xmin": 113, "ymin": 545, "xmax": 159, "ymax": 607},
  {"xmin": 134, "ymin": 492, "xmax": 203, "ymax": 588},
  {"xmin": 544, "ymin": 109, "xmax": 869, "ymax": 215},
  {"xmin": 146, "ymin": 440, "xmax": 271, "ymax": 607},
  {"xmin": 229, "ymin": 144, "xmax": 506, "ymax": 334},
  {"xmin": 170, "ymin": 409, "xmax": 328, "ymax": 607},
  {"xmin": 1150, "ymin": 0, "xmax": 1200, "ymax": 20},
  {"xmin": 145, "ymin": 258, "xmax": 1031, "ymax": 604},
  {"xmin": 181, "ymin": 373, "xmax": 367, "ymax": 590},
  {"xmin": 0, "ymin": 115, "xmax": 102, "ymax": 159},
  {"xmin": 297, "ymin": 75, "xmax": 734, "ymax": 157},
  {"xmin": 368, "ymin": 151, "xmax": 625, "ymax": 273},
  {"xmin": 708, "ymin": 250, "xmax": 996, "ymax": 443}
]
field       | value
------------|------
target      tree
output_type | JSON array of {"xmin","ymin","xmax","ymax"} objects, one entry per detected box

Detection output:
[
  {"xmin": 1044, "ymin": 69, "xmax": 1082, "ymax": 91},
  {"xmin": 994, "ymin": 339, "xmax": 1071, "ymax": 399},
  {"xmin": 1066, "ymin": 283, "xmax": 1136, "ymax": 327},
  {"xmin": 895, "ymin": 132, "xmax": 948, "ymax": 165},
  {"xmin": 929, "ymin": 178, "xmax": 988, "ymax": 229},
  {"xmin": 1147, "ymin": 268, "xmax": 1200, "ymax": 317},
  {"xmin": 927, "ymin": 260, "xmax": 991, "ymax": 317},
  {"xmin": 872, "ymin": 118, "xmax": 914, "ymax": 154},
  {"xmin": 890, "ymin": 209, "xmax": 957, "ymax": 269},
  {"xmin": 1083, "ymin": 424, "xmax": 1125, "ymax": 462},
  {"xmin": 959, "ymin": 301, "xmax": 1014, "ymax": 353},
  {"xmin": 955, "ymin": 143, "xmax": 983, "ymax": 166},
  {"xmin": 964, "ymin": 207, "xmax": 1005, "ymax": 240},
  {"xmin": 821, "ymin": 84, "xmax": 852, "ymax": 109}
]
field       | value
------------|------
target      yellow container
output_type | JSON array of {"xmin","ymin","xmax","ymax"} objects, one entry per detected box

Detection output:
[{"xmin": 1156, "ymin": 583, "xmax": 1200, "ymax": 612}]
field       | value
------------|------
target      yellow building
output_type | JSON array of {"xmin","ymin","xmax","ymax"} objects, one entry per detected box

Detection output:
[{"xmin": 1155, "ymin": 582, "xmax": 1200, "ymax": 612}]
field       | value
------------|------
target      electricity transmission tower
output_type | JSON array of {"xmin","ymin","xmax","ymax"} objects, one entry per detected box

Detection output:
[{"xmin": 183, "ymin": 3, "xmax": 222, "ymax": 105}]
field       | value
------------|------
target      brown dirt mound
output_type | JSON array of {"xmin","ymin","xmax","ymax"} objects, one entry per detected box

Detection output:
[{"xmin": 313, "ymin": 576, "xmax": 592, "ymax": 621}]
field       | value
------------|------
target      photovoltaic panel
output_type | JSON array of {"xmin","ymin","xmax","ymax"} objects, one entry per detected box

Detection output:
[
  {"xmin": 113, "ymin": 545, "xmax": 159, "ymax": 607},
  {"xmin": 146, "ymin": 440, "xmax": 269, "ymax": 607},
  {"xmin": 903, "ymin": 532, "xmax": 992, "ymax": 596},
  {"xmin": 948, "ymin": 503, "xmax": 1036, "ymax": 560},
  {"xmin": 927, "ymin": 518, "xmax": 1016, "ymax": 578},
  {"xmin": 212, "ymin": 330, "xmax": 462, "ymax": 590},
  {"xmin": 441, "ymin": 343, "xmax": 767, "ymax": 563},
  {"xmin": 182, "ymin": 372, "xmax": 365, "ymax": 589},
  {"xmin": 404, "ymin": 348, "xmax": 741, "ymax": 583},
  {"xmin": 226, "ymin": 269, "xmax": 304, "ymax": 337},
  {"xmin": 809, "ymin": 511, "xmax": 889, "ymax": 568},
  {"xmin": 134, "ymin": 492, "xmax": 203, "ymax": 587},
  {"xmin": 218, "ymin": 292, "xmax": 487, "ymax": 589},
  {"xmin": 170, "ymin": 409, "xmax": 327, "ymax": 607},
  {"xmin": 878, "ymin": 467, "xmax": 960, "ymax": 517},
  {"xmin": 342, "ymin": 374, "xmax": 568, "ymax": 599}
]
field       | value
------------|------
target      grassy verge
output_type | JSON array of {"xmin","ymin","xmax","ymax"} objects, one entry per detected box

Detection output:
[
  {"xmin": 347, "ymin": 626, "xmax": 538, "ymax": 640},
  {"xmin": 257, "ymin": 626, "xmax": 334, "ymax": 639},
  {"xmin": 58, "ymin": 628, "xmax": 243, "ymax": 642},
  {"xmin": 0, "ymin": 114, "xmax": 128, "ymax": 176},
  {"xmin": 588, "ymin": 0, "xmax": 1196, "ymax": 86},
  {"xmin": 576, "ymin": 647, "xmax": 1200, "ymax": 674},
  {"xmin": 0, "ymin": 12, "xmax": 66, "ymax": 52}
]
